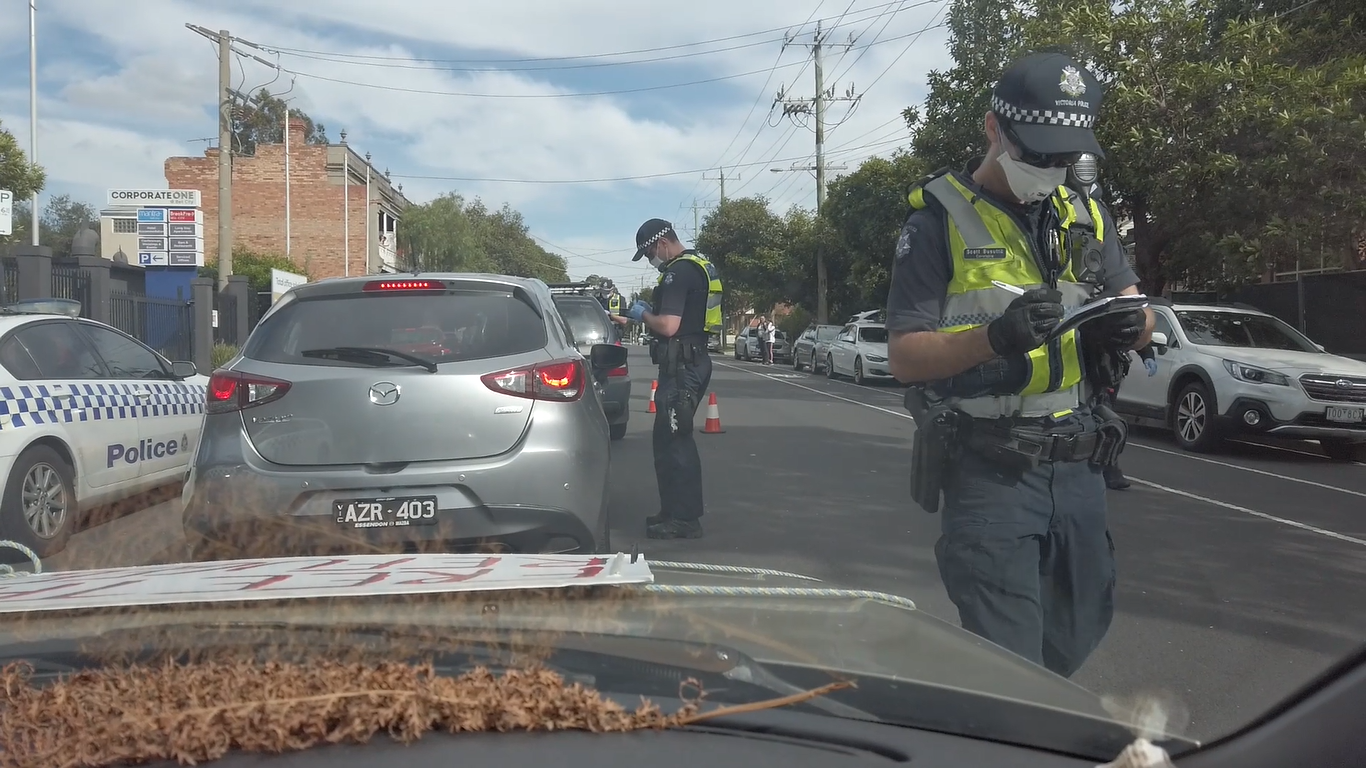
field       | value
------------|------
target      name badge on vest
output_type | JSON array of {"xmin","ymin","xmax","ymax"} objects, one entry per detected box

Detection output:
[{"xmin": 963, "ymin": 247, "xmax": 1007, "ymax": 261}]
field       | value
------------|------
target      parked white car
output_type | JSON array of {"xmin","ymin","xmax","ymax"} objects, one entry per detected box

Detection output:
[
  {"xmin": 1113, "ymin": 299, "xmax": 1366, "ymax": 460},
  {"xmin": 825, "ymin": 321, "xmax": 894, "ymax": 385},
  {"xmin": 0, "ymin": 299, "xmax": 209, "ymax": 557}
]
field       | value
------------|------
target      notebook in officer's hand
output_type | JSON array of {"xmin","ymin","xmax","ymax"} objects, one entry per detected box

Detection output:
[{"xmin": 1046, "ymin": 294, "xmax": 1150, "ymax": 342}]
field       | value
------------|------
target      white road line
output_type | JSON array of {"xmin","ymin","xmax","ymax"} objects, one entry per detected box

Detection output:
[
  {"xmin": 715, "ymin": 360, "xmax": 913, "ymax": 421},
  {"xmin": 1128, "ymin": 477, "xmax": 1366, "ymax": 547},
  {"xmin": 1127, "ymin": 441, "xmax": 1366, "ymax": 500},
  {"xmin": 1225, "ymin": 438, "xmax": 1366, "ymax": 467}
]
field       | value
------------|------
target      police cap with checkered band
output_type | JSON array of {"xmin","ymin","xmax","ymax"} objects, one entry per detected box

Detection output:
[
  {"xmin": 991, "ymin": 52, "xmax": 1105, "ymax": 158},
  {"xmin": 632, "ymin": 218, "xmax": 675, "ymax": 261}
]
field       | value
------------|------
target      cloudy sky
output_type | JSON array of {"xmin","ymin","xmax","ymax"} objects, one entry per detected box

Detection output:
[{"xmin": 0, "ymin": 0, "xmax": 951, "ymax": 289}]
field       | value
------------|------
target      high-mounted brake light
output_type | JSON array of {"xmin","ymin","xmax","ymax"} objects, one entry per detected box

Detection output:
[
  {"xmin": 481, "ymin": 359, "xmax": 584, "ymax": 402},
  {"xmin": 363, "ymin": 279, "xmax": 445, "ymax": 291},
  {"xmin": 206, "ymin": 370, "xmax": 292, "ymax": 414}
]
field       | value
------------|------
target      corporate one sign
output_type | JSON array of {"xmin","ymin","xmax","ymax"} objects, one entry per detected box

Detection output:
[{"xmin": 107, "ymin": 189, "xmax": 202, "ymax": 208}]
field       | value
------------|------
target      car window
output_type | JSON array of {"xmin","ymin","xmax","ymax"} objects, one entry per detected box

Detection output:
[
  {"xmin": 816, "ymin": 326, "xmax": 841, "ymax": 340},
  {"xmin": 858, "ymin": 326, "xmax": 889, "ymax": 343},
  {"xmin": 1176, "ymin": 311, "xmax": 1318, "ymax": 352},
  {"xmin": 553, "ymin": 298, "xmax": 613, "ymax": 346},
  {"xmin": 78, "ymin": 324, "xmax": 170, "ymax": 379},
  {"xmin": 8, "ymin": 322, "xmax": 105, "ymax": 380},
  {"xmin": 0, "ymin": 335, "xmax": 42, "ymax": 380},
  {"xmin": 1153, "ymin": 312, "xmax": 1175, "ymax": 341},
  {"xmin": 244, "ymin": 290, "xmax": 548, "ymax": 366}
]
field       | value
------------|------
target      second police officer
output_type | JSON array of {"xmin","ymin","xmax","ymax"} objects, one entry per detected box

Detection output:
[
  {"xmin": 885, "ymin": 52, "xmax": 1153, "ymax": 677},
  {"xmin": 610, "ymin": 219, "xmax": 724, "ymax": 539}
]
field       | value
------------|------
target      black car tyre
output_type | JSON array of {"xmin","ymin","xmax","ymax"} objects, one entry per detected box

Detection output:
[
  {"xmin": 609, "ymin": 422, "xmax": 628, "ymax": 441},
  {"xmin": 854, "ymin": 357, "xmax": 866, "ymax": 386},
  {"xmin": 1172, "ymin": 380, "xmax": 1222, "ymax": 453},
  {"xmin": 826, "ymin": 354, "xmax": 837, "ymax": 379},
  {"xmin": 0, "ymin": 444, "xmax": 76, "ymax": 558}
]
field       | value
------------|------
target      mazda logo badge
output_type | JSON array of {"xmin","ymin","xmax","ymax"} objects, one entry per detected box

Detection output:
[
  {"xmin": 1336, "ymin": 379, "xmax": 1353, "ymax": 389},
  {"xmin": 369, "ymin": 382, "xmax": 401, "ymax": 405}
]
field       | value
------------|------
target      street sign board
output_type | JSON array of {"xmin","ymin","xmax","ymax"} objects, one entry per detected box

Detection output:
[
  {"xmin": 167, "ymin": 222, "xmax": 202, "ymax": 237},
  {"xmin": 137, "ymin": 222, "xmax": 166, "ymax": 236},
  {"xmin": 136, "ymin": 208, "xmax": 167, "ymax": 223},
  {"xmin": 0, "ymin": 190, "xmax": 12, "ymax": 237},
  {"xmin": 169, "ymin": 251, "xmax": 201, "ymax": 266},
  {"xmin": 138, "ymin": 237, "xmax": 167, "ymax": 251},
  {"xmin": 108, "ymin": 189, "xmax": 201, "ymax": 208},
  {"xmin": 138, "ymin": 252, "xmax": 169, "ymax": 267},
  {"xmin": 167, "ymin": 209, "xmax": 201, "ymax": 223}
]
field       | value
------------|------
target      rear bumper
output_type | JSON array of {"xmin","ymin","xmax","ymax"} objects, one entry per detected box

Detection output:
[{"xmin": 184, "ymin": 407, "xmax": 610, "ymax": 556}]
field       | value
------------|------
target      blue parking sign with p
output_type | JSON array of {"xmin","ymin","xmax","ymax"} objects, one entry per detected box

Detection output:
[{"xmin": 138, "ymin": 252, "xmax": 155, "ymax": 265}]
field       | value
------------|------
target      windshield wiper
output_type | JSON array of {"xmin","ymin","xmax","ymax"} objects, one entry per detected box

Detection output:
[{"xmin": 301, "ymin": 346, "xmax": 438, "ymax": 372}]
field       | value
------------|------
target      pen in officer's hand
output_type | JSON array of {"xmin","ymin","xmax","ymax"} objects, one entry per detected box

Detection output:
[{"xmin": 991, "ymin": 280, "xmax": 1027, "ymax": 296}]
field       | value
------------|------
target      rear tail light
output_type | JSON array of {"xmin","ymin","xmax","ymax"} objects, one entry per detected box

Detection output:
[
  {"xmin": 362, "ymin": 279, "xmax": 444, "ymax": 291},
  {"xmin": 206, "ymin": 370, "xmax": 292, "ymax": 414},
  {"xmin": 608, "ymin": 339, "xmax": 628, "ymax": 377},
  {"xmin": 482, "ymin": 359, "xmax": 584, "ymax": 401}
]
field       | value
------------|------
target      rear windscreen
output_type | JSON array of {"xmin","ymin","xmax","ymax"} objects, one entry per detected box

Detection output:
[
  {"xmin": 243, "ymin": 291, "xmax": 547, "ymax": 366},
  {"xmin": 553, "ymin": 298, "xmax": 612, "ymax": 345}
]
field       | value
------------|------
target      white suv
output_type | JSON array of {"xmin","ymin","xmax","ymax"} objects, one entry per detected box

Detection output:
[{"xmin": 1113, "ymin": 299, "xmax": 1366, "ymax": 460}]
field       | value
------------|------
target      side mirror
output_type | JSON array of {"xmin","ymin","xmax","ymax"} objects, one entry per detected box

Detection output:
[
  {"xmin": 589, "ymin": 343, "xmax": 627, "ymax": 370},
  {"xmin": 170, "ymin": 360, "xmax": 198, "ymax": 379},
  {"xmin": 1315, "ymin": 343, "xmax": 1326, "ymax": 353},
  {"xmin": 1149, "ymin": 331, "xmax": 1171, "ymax": 355}
]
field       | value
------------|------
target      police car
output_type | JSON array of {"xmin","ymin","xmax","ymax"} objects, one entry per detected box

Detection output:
[{"xmin": 0, "ymin": 298, "xmax": 208, "ymax": 558}]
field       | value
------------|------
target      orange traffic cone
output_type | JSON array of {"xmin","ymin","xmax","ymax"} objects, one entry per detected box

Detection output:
[
  {"xmin": 702, "ymin": 392, "xmax": 724, "ymax": 434},
  {"xmin": 647, "ymin": 380, "xmax": 657, "ymax": 413}
]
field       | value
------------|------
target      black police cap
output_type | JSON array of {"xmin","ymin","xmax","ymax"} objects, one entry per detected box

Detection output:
[{"xmin": 991, "ymin": 52, "xmax": 1105, "ymax": 158}]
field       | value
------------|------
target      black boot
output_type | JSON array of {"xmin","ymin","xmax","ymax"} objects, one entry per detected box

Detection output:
[{"xmin": 1104, "ymin": 465, "xmax": 1131, "ymax": 490}]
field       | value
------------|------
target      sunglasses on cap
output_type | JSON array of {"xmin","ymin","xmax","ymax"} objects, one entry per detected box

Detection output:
[{"xmin": 999, "ymin": 120, "xmax": 1084, "ymax": 169}]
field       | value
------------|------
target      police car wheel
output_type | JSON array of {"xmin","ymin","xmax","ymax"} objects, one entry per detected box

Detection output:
[
  {"xmin": 826, "ymin": 355, "xmax": 837, "ymax": 379},
  {"xmin": 1, "ymin": 445, "xmax": 76, "ymax": 557},
  {"xmin": 854, "ymin": 358, "xmax": 866, "ymax": 385}
]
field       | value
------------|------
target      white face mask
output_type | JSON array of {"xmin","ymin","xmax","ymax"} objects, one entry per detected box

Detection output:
[
  {"xmin": 995, "ymin": 126, "xmax": 1066, "ymax": 203},
  {"xmin": 648, "ymin": 254, "xmax": 667, "ymax": 272}
]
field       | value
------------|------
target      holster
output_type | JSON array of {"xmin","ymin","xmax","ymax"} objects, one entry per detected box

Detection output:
[
  {"xmin": 905, "ymin": 387, "xmax": 960, "ymax": 515},
  {"xmin": 661, "ymin": 338, "xmax": 703, "ymax": 436},
  {"xmin": 1090, "ymin": 402, "xmax": 1129, "ymax": 468}
]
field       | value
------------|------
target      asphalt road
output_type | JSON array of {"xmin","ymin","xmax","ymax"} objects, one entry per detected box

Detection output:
[{"xmin": 48, "ymin": 344, "xmax": 1366, "ymax": 744}]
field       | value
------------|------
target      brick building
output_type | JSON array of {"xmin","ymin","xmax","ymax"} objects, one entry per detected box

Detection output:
[{"xmin": 164, "ymin": 118, "xmax": 410, "ymax": 279}]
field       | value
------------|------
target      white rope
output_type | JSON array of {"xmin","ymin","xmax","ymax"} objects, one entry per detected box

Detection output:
[{"xmin": 0, "ymin": 540, "xmax": 42, "ymax": 578}]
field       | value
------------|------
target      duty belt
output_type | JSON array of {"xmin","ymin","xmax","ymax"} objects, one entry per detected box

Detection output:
[{"xmin": 967, "ymin": 419, "xmax": 1100, "ymax": 464}]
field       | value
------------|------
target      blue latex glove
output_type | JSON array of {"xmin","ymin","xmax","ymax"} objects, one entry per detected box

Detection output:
[
  {"xmin": 1144, "ymin": 357, "xmax": 1158, "ymax": 377},
  {"xmin": 626, "ymin": 300, "xmax": 651, "ymax": 323}
]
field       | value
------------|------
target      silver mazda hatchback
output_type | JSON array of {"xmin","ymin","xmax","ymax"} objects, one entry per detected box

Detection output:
[{"xmin": 181, "ymin": 274, "xmax": 626, "ymax": 559}]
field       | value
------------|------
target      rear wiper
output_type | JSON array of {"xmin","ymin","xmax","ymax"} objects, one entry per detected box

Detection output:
[{"xmin": 301, "ymin": 346, "xmax": 438, "ymax": 372}]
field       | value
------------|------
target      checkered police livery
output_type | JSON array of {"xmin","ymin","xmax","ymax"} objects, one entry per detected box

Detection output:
[{"xmin": 0, "ymin": 381, "xmax": 207, "ymax": 429}]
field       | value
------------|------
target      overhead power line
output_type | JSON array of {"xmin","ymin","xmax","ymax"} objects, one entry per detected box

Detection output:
[{"xmin": 241, "ymin": 0, "xmax": 911, "ymax": 66}]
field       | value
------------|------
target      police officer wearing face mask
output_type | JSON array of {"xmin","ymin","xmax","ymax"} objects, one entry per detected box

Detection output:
[
  {"xmin": 610, "ymin": 219, "xmax": 724, "ymax": 539},
  {"xmin": 884, "ymin": 52, "xmax": 1153, "ymax": 677}
]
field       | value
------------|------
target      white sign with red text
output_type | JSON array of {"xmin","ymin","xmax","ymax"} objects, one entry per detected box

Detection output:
[{"xmin": 0, "ymin": 553, "xmax": 653, "ymax": 614}]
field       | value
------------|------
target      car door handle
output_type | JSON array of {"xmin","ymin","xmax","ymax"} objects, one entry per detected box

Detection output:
[{"xmin": 135, "ymin": 390, "xmax": 152, "ymax": 400}]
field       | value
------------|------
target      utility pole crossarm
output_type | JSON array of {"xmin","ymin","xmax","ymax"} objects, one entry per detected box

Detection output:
[{"xmin": 702, "ymin": 169, "xmax": 737, "ymax": 202}]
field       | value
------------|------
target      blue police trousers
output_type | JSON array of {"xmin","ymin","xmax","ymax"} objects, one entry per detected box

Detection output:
[
  {"xmin": 653, "ymin": 353, "xmax": 713, "ymax": 521},
  {"xmin": 935, "ymin": 448, "xmax": 1116, "ymax": 677}
]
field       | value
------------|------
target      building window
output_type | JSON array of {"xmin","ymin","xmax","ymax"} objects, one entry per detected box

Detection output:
[{"xmin": 112, "ymin": 219, "xmax": 137, "ymax": 233}]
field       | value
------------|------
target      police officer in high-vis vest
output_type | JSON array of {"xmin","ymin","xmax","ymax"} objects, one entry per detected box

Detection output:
[
  {"xmin": 885, "ymin": 52, "xmax": 1152, "ymax": 677},
  {"xmin": 610, "ymin": 218, "xmax": 724, "ymax": 539}
]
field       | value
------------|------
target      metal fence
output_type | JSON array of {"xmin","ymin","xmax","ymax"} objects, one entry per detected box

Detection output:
[
  {"xmin": 2, "ymin": 259, "xmax": 17, "ymax": 305},
  {"xmin": 51, "ymin": 263, "xmax": 93, "ymax": 317},
  {"xmin": 214, "ymin": 289, "xmax": 240, "ymax": 346},
  {"xmin": 110, "ymin": 291, "xmax": 195, "ymax": 362}
]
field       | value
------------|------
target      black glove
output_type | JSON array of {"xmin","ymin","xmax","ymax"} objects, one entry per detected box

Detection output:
[
  {"xmin": 987, "ymin": 288, "xmax": 1065, "ymax": 357},
  {"xmin": 1096, "ymin": 308, "xmax": 1147, "ymax": 350}
]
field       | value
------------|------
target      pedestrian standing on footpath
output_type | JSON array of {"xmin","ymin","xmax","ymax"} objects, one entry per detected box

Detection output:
[
  {"xmin": 764, "ymin": 317, "xmax": 777, "ymax": 364},
  {"xmin": 885, "ymin": 52, "xmax": 1153, "ymax": 677},
  {"xmin": 610, "ymin": 219, "xmax": 725, "ymax": 539}
]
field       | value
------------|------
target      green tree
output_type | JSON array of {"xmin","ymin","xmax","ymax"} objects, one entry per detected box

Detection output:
[
  {"xmin": 398, "ymin": 193, "xmax": 568, "ymax": 282},
  {"xmin": 821, "ymin": 151, "xmax": 933, "ymax": 313},
  {"xmin": 200, "ymin": 245, "xmax": 310, "ymax": 295},
  {"xmin": 231, "ymin": 90, "xmax": 329, "ymax": 156},
  {"xmin": 7, "ymin": 195, "xmax": 99, "ymax": 255},
  {"xmin": 1022, "ymin": 0, "xmax": 1366, "ymax": 293},
  {"xmin": 908, "ymin": 0, "xmax": 1023, "ymax": 171},
  {"xmin": 694, "ymin": 197, "xmax": 790, "ymax": 318},
  {"xmin": 0, "ymin": 118, "xmax": 45, "ymax": 244}
]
